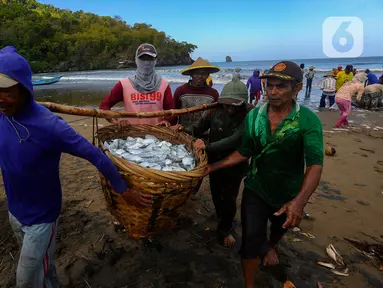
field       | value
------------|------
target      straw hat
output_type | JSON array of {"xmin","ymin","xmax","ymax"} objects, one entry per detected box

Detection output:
[
  {"xmin": 309, "ymin": 66, "xmax": 315, "ymax": 70},
  {"xmin": 324, "ymin": 72, "xmax": 336, "ymax": 77},
  {"xmin": 181, "ymin": 57, "xmax": 220, "ymax": 76}
]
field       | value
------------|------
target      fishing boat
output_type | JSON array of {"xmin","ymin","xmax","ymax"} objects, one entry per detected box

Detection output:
[{"xmin": 32, "ymin": 75, "xmax": 62, "ymax": 86}]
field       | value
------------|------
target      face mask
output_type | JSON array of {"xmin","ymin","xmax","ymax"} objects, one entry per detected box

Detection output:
[{"xmin": 136, "ymin": 57, "xmax": 156, "ymax": 76}]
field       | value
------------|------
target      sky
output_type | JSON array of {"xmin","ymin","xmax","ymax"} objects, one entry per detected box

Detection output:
[{"xmin": 39, "ymin": 0, "xmax": 383, "ymax": 62}]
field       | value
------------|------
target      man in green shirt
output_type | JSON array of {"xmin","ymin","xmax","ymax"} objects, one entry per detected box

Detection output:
[{"xmin": 204, "ymin": 61, "xmax": 324, "ymax": 288}]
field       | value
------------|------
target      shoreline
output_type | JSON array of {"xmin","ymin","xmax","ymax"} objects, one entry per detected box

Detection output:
[{"xmin": 33, "ymin": 81, "xmax": 328, "ymax": 109}]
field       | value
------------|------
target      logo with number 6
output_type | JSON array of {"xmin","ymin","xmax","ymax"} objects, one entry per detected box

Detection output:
[{"xmin": 323, "ymin": 17, "xmax": 363, "ymax": 58}]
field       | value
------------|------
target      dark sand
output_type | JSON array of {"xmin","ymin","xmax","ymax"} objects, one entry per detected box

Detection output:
[{"xmin": 1, "ymin": 107, "xmax": 383, "ymax": 288}]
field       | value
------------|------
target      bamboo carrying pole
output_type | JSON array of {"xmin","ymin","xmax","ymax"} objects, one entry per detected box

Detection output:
[{"xmin": 37, "ymin": 102, "xmax": 218, "ymax": 119}]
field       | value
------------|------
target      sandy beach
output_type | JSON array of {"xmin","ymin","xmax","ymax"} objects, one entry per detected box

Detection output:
[{"xmin": 0, "ymin": 107, "xmax": 383, "ymax": 288}]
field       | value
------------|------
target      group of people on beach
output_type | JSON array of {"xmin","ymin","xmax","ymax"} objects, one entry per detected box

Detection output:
[
  {"xmin": 1, "ymin": 43, "xmax": 324, "ymax": 288},
  {"xmin": 297, "ymin": 63, "xmax": 383, "ymax": 128}
]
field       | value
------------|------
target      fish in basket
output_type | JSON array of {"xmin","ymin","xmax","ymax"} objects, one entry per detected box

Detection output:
[{"xmin": 96, "ymin": 124, "xmax": 207, "ymax": 239}]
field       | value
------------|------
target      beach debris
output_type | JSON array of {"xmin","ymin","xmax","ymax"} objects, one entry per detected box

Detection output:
[
  {"xmin": 284, "ymin": 235, "xmax": 303, "ymax": 243},
  {"xmin": 316, "ymin": 261, "xmax": 336, "ymax": 269},
  {"xmin": 316, "ymin": 245, "xmax": 349, "ymax": 276},
  {"xmin": 332, "ymin": 268, "xmax": 349, "ymax": 277},
  {"xmin": 104, "ymin": 135, "xmax": 196, "ymax": 171},
  {"xmin": 333, "ymin": 128, "xmax": 348, "ymax": 131},
  {"xmin": 300, "ymin": 232, "xmax": 316, "ymax": 239},
  {"xmin": 291, "ymin": 227, "xmax": 315, "ymax": 239},
  {"xmin": 356, "ymin": 200, "xmax": 370, "ymax": 206},
  {"xmin": 303, "ymin": 211, "xmax": 313, "ymax": 219},
  {"xmin": 84, "ymin": 200, "xmax": 94, "ymax": 208},
  {"xmin": 326, "ymin": 244, "xmax": 345, "ymax": 266},
  {"xmin": 325, "ymin": 146, "xmax": 336, "ymax": 156},
  {"xmin": 84, "ymin": 279, "xmax": 92, "ymax": 288},
  {"xmin": 344, "ymin": 238, "xmax": 383, "ymax": 269},
  {"xmin": 196, "ymin": 209, "xmax": 204, "ymax": 216},
  {"xmin": 203, "ymin": 200, "xmax": 211, "ymax": 212},
  {"xmin": 283, "ymin": 280, "xmax": 296, "ymax": 288}
]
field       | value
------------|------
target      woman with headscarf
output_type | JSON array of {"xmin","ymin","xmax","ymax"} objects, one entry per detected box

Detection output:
[
  {"xmin": 99, "ymin": 43, "xmax": 174, "ymax": 126},
  {"xmin": 335, "ymin": 72, "xmax": 366, "ymax": 128},
  {"xmin": 232, "ymin": 67, "xmax": 241, "ymax": 79}
]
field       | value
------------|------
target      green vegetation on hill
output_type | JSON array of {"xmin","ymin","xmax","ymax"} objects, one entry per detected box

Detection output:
[{"xmin": 0, "ymin": 0, "xmax": 197, "ymax": 72}]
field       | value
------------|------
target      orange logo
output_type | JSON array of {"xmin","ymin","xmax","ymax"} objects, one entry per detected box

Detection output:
[{"xmin": 274, "ymin": 63, "xmax": 286, "ymax": 72}]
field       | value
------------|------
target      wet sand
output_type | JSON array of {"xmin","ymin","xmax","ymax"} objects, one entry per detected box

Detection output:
[{"xmin": 0, "ymin": 108, "xmax": 383, "ymax": 287}]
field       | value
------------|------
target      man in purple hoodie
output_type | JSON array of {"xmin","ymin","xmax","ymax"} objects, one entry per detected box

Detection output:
[
  {"xmin": 246, "ymin": 70, "xmax": 262, "ymax": 106},
  {"xmin": 0, "ymin": 46, "xmax": 149, "ymax": 287}
]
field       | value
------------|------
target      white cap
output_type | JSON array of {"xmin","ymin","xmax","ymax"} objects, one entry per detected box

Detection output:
[{"xmin": 0, "ymin": 73, "xmax": 18, "ymax": 88}]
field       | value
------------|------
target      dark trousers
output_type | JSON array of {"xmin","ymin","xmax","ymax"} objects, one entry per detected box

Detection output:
[
  {"xmin": 209, "ymin": 169, "xmax": 243, "ymax": 237},
  {"xmin": 320, "ymin": 93, "xmax": 335, "ymax": 108},
  {"xmin": 305, "ymin": 78, "xmax": 313, "ymax": 98},
  {"xmin": 240, "ymin": 189, "xmax": 287, "ymax": 259}
]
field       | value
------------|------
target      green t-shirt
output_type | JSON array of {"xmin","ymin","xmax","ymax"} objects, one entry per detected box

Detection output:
[{"xmin": 237, "ymin": 102, "xmax": 324, "ymax": 208}]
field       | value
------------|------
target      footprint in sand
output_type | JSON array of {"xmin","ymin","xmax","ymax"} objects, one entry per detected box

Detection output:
[
  {"xmin": 354, "ymin": 152, "xmax": 368, "ymax": 157},
  {"xmin": 359, "ymin": 147, "xmax": 375, "ymax": 154},
  {"xmin": 374, "ymin": 160, "xmax": 383, "ymax": 173}
]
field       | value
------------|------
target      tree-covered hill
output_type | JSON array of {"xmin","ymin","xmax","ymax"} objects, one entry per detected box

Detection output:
[{"xmin": 0, "ymin": 0, "xmax": 197, "ymax": 72}]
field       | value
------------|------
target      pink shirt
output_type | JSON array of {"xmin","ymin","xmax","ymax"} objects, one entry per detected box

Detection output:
[
  {"xmin": 335, "ymin": 81, "xmax": 364, "ymax": 101},
  {"xmin": 120, "ymin": 78, "xmax": 169, "ymax": 125}
]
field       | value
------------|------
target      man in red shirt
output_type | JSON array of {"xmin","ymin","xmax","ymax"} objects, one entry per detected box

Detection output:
[
  {"xmin": 99, "ymin": 43, "xmax": 174, "ymax": 126},
  {"xmin": 174, "ymin": 57, "xmax": 220, "ymax": 127}
]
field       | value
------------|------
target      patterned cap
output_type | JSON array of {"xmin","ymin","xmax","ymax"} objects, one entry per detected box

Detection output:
[{"xmin": 259, "ymin": 61, "xmax": 303, "ymax": 82}]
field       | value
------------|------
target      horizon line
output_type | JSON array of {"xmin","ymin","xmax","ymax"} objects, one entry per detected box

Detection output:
[{"xmin": 207, "ymin": 55, "xmax": 383, "ymax": 63}]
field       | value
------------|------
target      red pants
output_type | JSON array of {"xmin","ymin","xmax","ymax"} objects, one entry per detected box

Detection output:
[
  {"xmin": 250, "ymin": 91, "xmax": 261, "ymax": 102},
  {"xmin": 335, "ymin": 98, "xmax": 351, "ymax": 128}
]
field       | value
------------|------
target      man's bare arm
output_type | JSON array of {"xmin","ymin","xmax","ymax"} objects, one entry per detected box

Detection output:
[
  {"xmin": 295, "ymin": 165, "xmax": 323, "ymax": 204},
  {"xmin": 275, "ymin": 165, "xmax": 323, "ymax": 228},
  {"xmin": 206, "ymin": 151, "xmax": 249, "ymax": 175}
]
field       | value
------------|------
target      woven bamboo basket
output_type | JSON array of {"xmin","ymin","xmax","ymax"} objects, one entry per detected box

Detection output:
[{"xmin": 96, "ymin": 124, "xmax": 207, "ymax": 239}]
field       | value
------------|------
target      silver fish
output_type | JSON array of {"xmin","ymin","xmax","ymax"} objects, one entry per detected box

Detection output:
[
  {"xmin": 114, "ymin": 149, "xmax": 125, "ymax": 156},
  {"xmin": 129, "ymin": 149, "xmax": 144, "ymax": 155},
  {"xmin": 122, "ymin": 153, "xmax": 142, "ymax": 162},
  {"xmin": 182, "ymin": 157, "xmax": 194, "ymax": 166},
  {"xmin": 107, "ymin": 136, "xmax": 196, "ymax": 171},
  {"xmin": 145, "ymin": 135, "xmax": 158, "ymax": 140},
  {"xmin": 139, "ymin": 162, "xmax": 151, "ymax": 168},
  {"xmin": 151, "ymin": 165, "xmax": 162, "ymax": 170}
]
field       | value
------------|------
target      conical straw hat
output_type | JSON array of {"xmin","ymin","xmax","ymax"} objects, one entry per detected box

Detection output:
[{"xmin": 181, "ymin": 57, "xmax": 220, "ymax": 76}]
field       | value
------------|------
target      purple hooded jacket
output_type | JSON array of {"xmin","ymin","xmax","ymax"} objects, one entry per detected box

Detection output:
[
  {"xmin": 246, "ymin": 70, "xmax": 262, "ymax": 94},
  {"xmin": 0, "ymin": 46, "xmax": 127, "ymax": 226}
]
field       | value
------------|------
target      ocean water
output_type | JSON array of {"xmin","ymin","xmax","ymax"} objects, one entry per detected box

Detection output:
[{"xmin": 34, "ymin": 56, "xmax": 383, "ymax": 109}]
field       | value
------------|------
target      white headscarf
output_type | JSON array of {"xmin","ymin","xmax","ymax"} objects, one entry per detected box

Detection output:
[
  {"xmin": 128, "ymin": 47, "xmax": 162, "ymax": 93},
  {"xmin": 352, "ymin": 72, "xmax": 367, "ymax": 84}
]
